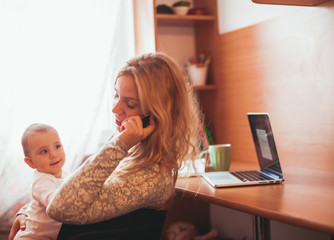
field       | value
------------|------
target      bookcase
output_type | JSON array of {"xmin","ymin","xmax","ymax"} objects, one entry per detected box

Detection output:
[{"xmin": 153, "ymin": 0, "xmax": 218, "ymax": 91}]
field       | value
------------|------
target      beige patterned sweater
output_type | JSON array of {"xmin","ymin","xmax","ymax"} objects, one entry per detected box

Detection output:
[{"xmin": 46, "ymin": 137, "xmax": 174, "ymax": 225}]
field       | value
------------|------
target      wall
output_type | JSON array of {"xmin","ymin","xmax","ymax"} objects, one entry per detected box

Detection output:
[{"xmin": 217, "ymin": 0, "xmax": 307, "ymax": 34}]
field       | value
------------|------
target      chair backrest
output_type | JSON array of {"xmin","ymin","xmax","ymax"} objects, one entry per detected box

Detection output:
[{"xmin": 57, "ymin": 209, "xmax": 167, "ymax": 240}]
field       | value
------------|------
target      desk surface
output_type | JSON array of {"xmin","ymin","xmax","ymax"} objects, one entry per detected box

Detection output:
[{"xmin": 176, "ymin": 162, "xmax": 334, "ymax": 235}]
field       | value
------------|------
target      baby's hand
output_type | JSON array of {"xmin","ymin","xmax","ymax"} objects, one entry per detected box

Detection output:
[
  {"xmin": 8, "ymin": 214, "xmax": 26, "ymax": 240},
  {"xmin": 119, "ymin": 115, "xmax": 156, "ymax": 150}
]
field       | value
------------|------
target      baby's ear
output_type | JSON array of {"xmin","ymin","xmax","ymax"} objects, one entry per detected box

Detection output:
[{"xmin": 24, "ymin": 157, "xmax": 36, "ymax": 169}]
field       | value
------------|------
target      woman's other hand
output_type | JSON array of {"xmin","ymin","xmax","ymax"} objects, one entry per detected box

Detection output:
[
  {"xmin": 8, "ymin": 214, "xmax": 26, "ymax": 240},
  {"xmin": 119, "ymin": 114, "xmax": 156, "ymax": 150}
]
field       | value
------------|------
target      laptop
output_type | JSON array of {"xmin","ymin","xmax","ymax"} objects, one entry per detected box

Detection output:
[{"xmin": 202, "ymin": 113, "xmax": 284, "ymax": 188}]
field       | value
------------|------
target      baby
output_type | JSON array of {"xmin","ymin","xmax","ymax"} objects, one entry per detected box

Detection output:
[{"xmin": 14, "ymin": 123, "xmax": 69, "ymax": 240}]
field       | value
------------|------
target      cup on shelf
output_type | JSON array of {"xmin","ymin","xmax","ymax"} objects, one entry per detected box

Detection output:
[
  {"xmin": 188, "ymin": 64, "xmax": 208, "ymax": 86},
  {"xmin": 173, "ymin": 6, "xmax": 190, "ymax": 15}
]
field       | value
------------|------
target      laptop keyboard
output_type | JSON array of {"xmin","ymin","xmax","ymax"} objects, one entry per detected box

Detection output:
[{"xmin": 231, "ymin": 170, "xmax": 273, "ymax": 182}]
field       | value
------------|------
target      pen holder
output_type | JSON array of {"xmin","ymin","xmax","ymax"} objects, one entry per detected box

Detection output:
[{"xmin": 188, "ymin": 64, "xmax": 208, "ymax": 86}]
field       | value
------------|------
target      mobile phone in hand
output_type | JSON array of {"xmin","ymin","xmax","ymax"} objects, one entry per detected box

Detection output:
[{"xmin": 141, "ymin": 114, "xmax": 151, "ymax": 128}]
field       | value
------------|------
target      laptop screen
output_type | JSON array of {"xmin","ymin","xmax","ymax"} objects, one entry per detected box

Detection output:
[{"xmin": 248, "ymin": 113, "xmax": 283, "ymax": 177}]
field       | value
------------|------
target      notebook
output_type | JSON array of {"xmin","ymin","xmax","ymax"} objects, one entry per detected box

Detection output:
[{"xmin": 202, "ymin": 113, "xmax": 284, "ymax": 188}]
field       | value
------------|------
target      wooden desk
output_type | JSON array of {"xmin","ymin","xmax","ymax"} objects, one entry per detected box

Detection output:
[{"xmin": 174, "ymin": 162, "xmax": 334, "ymax": 238}]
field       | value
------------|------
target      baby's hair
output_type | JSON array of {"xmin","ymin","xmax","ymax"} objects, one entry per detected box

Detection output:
[{"xmin": 21, "ymin": 123, "xmax": 57, "ymax": 157}]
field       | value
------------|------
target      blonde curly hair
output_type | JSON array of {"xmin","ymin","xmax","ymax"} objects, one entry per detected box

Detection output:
[{"xmin": 115, "ymin": 52, "xmax": 203, "ymax": 180}]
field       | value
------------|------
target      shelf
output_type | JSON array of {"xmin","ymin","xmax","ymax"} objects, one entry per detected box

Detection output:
[
  {"xmin": 156, "ymin": 14, "xmax": 215, "ymax": 26},
  {"xmin": 192, "ymin": 84, "xmax": 217, "ymax": 91},
  {"xmin": 251, "ymin": 0, "xmax": 330, "ymax": 6}
]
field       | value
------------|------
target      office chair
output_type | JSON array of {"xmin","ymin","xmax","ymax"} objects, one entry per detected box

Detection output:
[{"xmin": 56, "ymin": 208, "xmax": 167, "ymax": 240}]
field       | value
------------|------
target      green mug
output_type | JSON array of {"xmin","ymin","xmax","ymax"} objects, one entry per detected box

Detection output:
[{"xmin": 199, "ymin": 144, "xmax": 231, "ymax": 171}]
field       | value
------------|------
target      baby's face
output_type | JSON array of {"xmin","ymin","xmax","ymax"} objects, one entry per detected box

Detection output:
[{"xmin": 26, "ymin": 130, "xmax": 65, "ymax": 178}]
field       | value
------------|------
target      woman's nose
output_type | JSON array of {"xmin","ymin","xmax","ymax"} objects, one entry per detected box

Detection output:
[{"xmin": 112, "ymin": 100, "xmax": 121, "ymax": 115}]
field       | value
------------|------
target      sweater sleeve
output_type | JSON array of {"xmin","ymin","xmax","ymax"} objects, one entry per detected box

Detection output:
[{"xmin": 47, "ymin": 137, "xmax": 174, "ymax": 225}]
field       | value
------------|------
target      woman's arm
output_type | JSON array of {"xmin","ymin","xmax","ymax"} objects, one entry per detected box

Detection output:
[
  {"xmin": 46, "ymin": 138, "xmax": 128, "ymax": 223},
  {"xmin": 47, "ymin": 137, "xmax": 173, "ymax": 224},
  {"xmin": 47, "ymin": 117, "xmax": 163, "ymax": 224}
]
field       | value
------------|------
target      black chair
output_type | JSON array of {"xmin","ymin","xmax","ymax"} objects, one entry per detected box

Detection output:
[{"xmin": 57, "ymin": 209, "xmax": 167, "ymax": 240}]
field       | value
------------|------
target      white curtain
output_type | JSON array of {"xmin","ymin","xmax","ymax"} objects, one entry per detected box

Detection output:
[{"xmin": 0, "ymin": 0, "xmax": 136, "ymax": 228}]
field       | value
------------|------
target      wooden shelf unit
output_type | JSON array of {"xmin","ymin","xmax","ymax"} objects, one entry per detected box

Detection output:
[
  {"xmin": 156, "ymin": 13, "xmax": 215, "ymax": 26},
  {"xmin": 252, "ymin": 0, "xmax": 330, "ymax": 5},
  {"xmin": 153, "ymin": 0, "xmax": 217, "ymax": 90},
  {"xmin": 192, "ymin": 84, "xmax": 217, "ymax": 91}
]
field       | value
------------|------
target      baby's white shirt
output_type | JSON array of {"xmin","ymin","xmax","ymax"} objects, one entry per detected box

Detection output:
[{"xmin": 14, "ymin": 169, "xmax": 69, "ymax": 240}]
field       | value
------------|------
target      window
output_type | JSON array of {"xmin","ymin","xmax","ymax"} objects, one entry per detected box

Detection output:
[{"xmin": 0, "ymin": 0, "xmax": 136, "ymax": 220}]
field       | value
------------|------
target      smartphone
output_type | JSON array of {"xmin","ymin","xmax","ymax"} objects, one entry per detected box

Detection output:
[{"xmin": 141, "ymin": 114, "xmax": 151, "ymax": 128}]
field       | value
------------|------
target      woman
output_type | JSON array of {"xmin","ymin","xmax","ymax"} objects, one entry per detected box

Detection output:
[{"xmin": 9, "ymin": 52, "xmax": 203, "ymax": 238}]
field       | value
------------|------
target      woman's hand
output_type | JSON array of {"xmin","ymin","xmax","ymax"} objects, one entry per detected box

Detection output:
[
  {"xmin": 8, "ymin": 214, "xmax": 26, "ymax": 240},
  {"xmin": 119, "ymin": 114, "xmax": 156, "ymax": 150}
]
